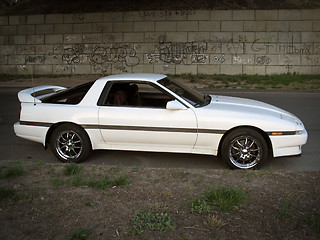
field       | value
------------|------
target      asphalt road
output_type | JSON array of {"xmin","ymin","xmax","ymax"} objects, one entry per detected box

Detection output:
[{"xmin": 1, "ymin": 87, "xmax": 319, "ymax": 171}]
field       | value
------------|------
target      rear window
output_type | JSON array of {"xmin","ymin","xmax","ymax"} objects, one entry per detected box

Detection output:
[{"xmin": 42, "ymin": 81, "xmax": 94, "ymax": 104}]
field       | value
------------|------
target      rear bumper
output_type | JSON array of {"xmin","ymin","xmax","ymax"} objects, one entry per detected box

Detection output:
[{"xmin": 14, "ymin": 122, "xmax": 48, "ymax": 145}]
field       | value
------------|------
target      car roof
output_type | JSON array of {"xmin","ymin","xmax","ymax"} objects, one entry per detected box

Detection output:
[{"xmin": 97, "ymin": 73, "xmax": 167, "ymax": 83}]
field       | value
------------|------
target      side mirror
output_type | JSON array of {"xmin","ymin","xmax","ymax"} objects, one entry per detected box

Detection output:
[{"xmin": 166, "ymin": 100, "xmax": 187, "ymax": 110}]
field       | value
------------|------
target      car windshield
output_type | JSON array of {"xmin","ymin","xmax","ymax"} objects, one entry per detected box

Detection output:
[{"xmin": 158, "ymin": 78, "xmax": 210, "ymax": 107}]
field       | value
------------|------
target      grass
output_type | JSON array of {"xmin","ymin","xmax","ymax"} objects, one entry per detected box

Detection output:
[
  {"xmin": 190, "ymin": 198, "xmax": 211, "ymax": 214},
  {"xmin": 203, "ymin": 187, "xmax": 247, "ymax": 211},
  {"xmin": 0, "ymin": 160, "xmax": 319, "ymax": 238},
  {"xmin": 0, "ymin": 165, "xmax": 25, "ymax": 178},
  {"xmin": 0, "ymin": 187, "xmax": 16, "ymax": 203},
  {"xmin": 59, "ymin": 163, "xmax": 129, "ymax": 189},
  {"xmin": 86, "ymin": 175, "xmax": 128, "ymax": 189},
  {"xmin": 188, "ymin": 187, "xmax": 247, "ymax": 213},
  {"xmin": 277, "ymin": 201, "xmax": 295, "ymax": 220},
  {"xmin": 127, "ymin": 210, "xmax": 176, "ymax": 236},
  {"xmin": 170, "ymin": 73, "xmax": 320, "ymax": 90},
  {"xmin": 204, "ymin": 214, "xmax": 224, "ymax": 228},
  {"xmin": 68, "ymin": 228, "xmax": 90, "ymax": 240},
  {"xmin": 305, "ymin": 213, "xmax": 320, "ymax": 233},
  {"xmin": 64, "ymin": 163, "xmax": 82, "ymax": 176}
]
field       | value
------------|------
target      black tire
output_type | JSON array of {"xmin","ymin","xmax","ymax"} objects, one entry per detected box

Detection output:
[
  {"xmin": 221, "ymin": 128, "xmax": 268, "ymax": 170},
  {"xmin": 50, "ymin": 124, "xmax": 91, "ymax": 163}
]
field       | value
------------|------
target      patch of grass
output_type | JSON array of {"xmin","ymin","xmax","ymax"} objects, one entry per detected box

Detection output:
[
  {"xmin": 174, "ymin": 171, "xmax": 189, "ymax": 182},
  {"xmin": 277, "ymin": 201, "xmax": 295, "ymax": 220},
  {"xmin": 69, "ymin": 174, "xmax": 86, "ymax": 187},
  {"xmin": 1, "ymin": 165, "xmax": 25, "ymax": 178},
  {"xmin": 64, "ymin": 163, "xmax": 82, "ymax": 176},
  {"xmin": 87, "ymin": 174, "xmax": 128, "ymax": 189},
  {"xmin": 51, "ymin": 177, "xmax": 65, "ymax": 187},
  {"xmin": 190, "ymin": 198, "xmax": 211, "ymax": 214},
  {"xmin": 170, "ymin": 73, "xmax": 320, "ymax": 90},
  {"xmin": 151, "ymin": 202, "xmax": 169, "ymax": 213},
  {"xmin": 109, "ymin": 165, "xmax": 122, "ymax": 172},
  {"xmin": 86, "ymin": 177, "xmax": 112, "ymax": 189},
  {"xmin": 0, "ymin": 187, "xmax": 16, "ymax": 203},
  {"xmin": 68, "ymin": 228, "xmax": 90, "ymax": 240},
  {"xmin": 127, "ymin": 210, "xmax": 176, "ymax": 236},
  {"xmin": 305, "ymin": 212, "xmax": 320, "ymax": 233},
  {"xmin": 204, "ymin": 187, "xmax": 246, "ymax": 211},
  {"xmin": 204, "ymin": 214, "xmax": 224, "ymax": 228},
  {"xmin": 85, "ymin": 201, "xmax": 95, "ymax": 207}
]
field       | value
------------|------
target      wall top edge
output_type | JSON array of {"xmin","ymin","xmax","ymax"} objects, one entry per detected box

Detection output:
[{"xmin": 0, "ymin": 8, "xmax": 320, "ymax": 22}]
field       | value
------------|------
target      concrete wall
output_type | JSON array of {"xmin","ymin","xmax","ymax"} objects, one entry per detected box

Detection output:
[{"xmin": 0, "ymin": 9, "xmax": 320, "ymax": 75}]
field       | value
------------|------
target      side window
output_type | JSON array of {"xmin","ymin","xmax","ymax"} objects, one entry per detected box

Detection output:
[
  {"xmin": 104, "ymin": 82, "xmax": 174, "ymax": 108},
  {"xmin": 43, "ymin": 81, "xmax": 94, "ymax": 104}
]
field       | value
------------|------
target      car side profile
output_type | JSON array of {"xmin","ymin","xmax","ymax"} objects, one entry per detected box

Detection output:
[{"xmin": 14, "ymin": 73, "xmax": 308, "ymax": 169}]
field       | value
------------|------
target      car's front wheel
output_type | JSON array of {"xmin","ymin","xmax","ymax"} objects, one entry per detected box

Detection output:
[
  {"xmin": 221, "ymin": 128, "xmax": 268, "ymax": 169},
  {"xmin": 50, "ymin": 124, "xmax": 91, "ymax": 163}
]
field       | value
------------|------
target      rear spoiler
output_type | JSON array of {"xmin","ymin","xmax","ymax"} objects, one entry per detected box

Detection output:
[{"xmin": 18, "ymin": 85, "xmax": 66, "ymax": 103}]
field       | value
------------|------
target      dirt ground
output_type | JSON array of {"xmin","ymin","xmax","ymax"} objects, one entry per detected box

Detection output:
[{"xmin": 0, "ymin": 160, "xmax": 319, "ymax": 240}]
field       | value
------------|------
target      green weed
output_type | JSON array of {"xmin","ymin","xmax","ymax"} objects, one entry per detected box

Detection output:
[
  {"xmin": 174, "ymin": 171, "xmax": 189, "ymax": 182},
  {"xmin": 204, "ymin": 187, "xmax": 246, "ymax": 211},
  {"xmin": 1, "ymin": 165, "xmax": 25, "ymax": 178},
  {"xmin": 127, "ymin": 210, "xmax": 176, "ymax": 236},
  {"xmin": 0, "ymin": 187, "xmax": 16, "ymax": 202},
  {"xmin": 85, "ymin": 201, "xmax": 95, "ymax": 207},
  {"xmin": 305, "ymin": 212, "xmax": 320, "ymax": 233},
  {"xmin": 111, "ymin": 174, "xmax": 128, "ymax": 186},
  {"xmin": 51, "ymin": 177, "xmax": 64, "ymax": 187},
  {"xmin": 64, "ymin": 163, "xmax": 82, "ymax": 176},
  {"xmin": 69, "ymin": 174, "xmax": 85, "ymax": 187},
  {"xmin": 87, "ymin": 174, "xmax": 128, "ymax": 189},
  {"xmin": 190, "ymin": 198, "xmax": 211, "ymax": 214},
  {"xmin": 277, "ymin": 201, "xmax": 295, "ymax": 219},
  {"xmin": 204, "ymin": 214, "xmax": 224, "ymax": 228},
  {"xmin": 68, "ymin": 228, "xmax": 90, "ymax": 240}
]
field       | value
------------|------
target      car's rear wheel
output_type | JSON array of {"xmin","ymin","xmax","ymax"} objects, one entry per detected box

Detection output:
[
  {"xmin": 221, "ymin": 128, "xmax": 268, "ymax": 169},
  {"xmin": 50, "ymin": 124, "xmax": 91, "ymax": 163}
]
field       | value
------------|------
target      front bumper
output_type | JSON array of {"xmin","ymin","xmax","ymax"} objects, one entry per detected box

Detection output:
[{"xmin": 271, "ymin": 129, "xmax": 308, "ymax": 157}]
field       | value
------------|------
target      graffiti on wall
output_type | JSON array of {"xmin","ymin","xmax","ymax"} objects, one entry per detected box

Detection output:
[
  {"xmin": 58, "ymin": 33, "xmax": 319, "ymax": 74},
  {"xmin": 62, "ymin": 43, "xmax": 140, "ymax": 73},
  {"xmin": 147, "ymin": 41, "xmax": 208, "ymax": 65}
]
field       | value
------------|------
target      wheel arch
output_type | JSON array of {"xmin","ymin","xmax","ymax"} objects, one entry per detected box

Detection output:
[
  {"xmin": 217, "ymin": 125, "xmax": 273, "ymax": 158},
  {"xmin": 45, "ymin": 122, "xmax": 91, "ymax": 149}
]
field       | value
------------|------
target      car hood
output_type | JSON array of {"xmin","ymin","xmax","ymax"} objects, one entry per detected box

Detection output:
[
  {"xmin": 211, "ymin": 95, "xmax": 292, "ymax": 116},
  {"xmin": 201, "ymin": 95, "xmax": 304, "ymax": 128}
]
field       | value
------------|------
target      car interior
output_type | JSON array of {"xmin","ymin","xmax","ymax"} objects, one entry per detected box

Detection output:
[{"xmin": 105, "ymin": 82, "xmax": 174, "ymax": 108}]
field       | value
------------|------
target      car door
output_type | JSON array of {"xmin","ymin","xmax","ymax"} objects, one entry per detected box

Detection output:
[{"xmin": 98, "ymin": 81, "xmax": 198, "ymax": 153}]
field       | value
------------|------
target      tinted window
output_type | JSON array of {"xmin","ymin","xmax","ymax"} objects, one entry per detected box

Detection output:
[
  {"xmin": 102, "ymin": 81, "xmax": 174, "ymax": 108},
  {"xmin": 42, "ymin": 81, "xmax": 94, "ymax": 104}
]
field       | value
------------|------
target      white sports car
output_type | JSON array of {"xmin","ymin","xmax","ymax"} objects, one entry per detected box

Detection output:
[{"xmin": 14, "ymin": 73, "xmax": 307, "ymax": 169}]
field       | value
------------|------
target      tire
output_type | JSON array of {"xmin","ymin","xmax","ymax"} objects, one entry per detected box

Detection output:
[
  {"xmin": 50, "ymin": 124, "xmax": 91, "ymax": 163},
  {"xmin": 221, "ymin": 128, "xmax": 268, "ymax": 170}
]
